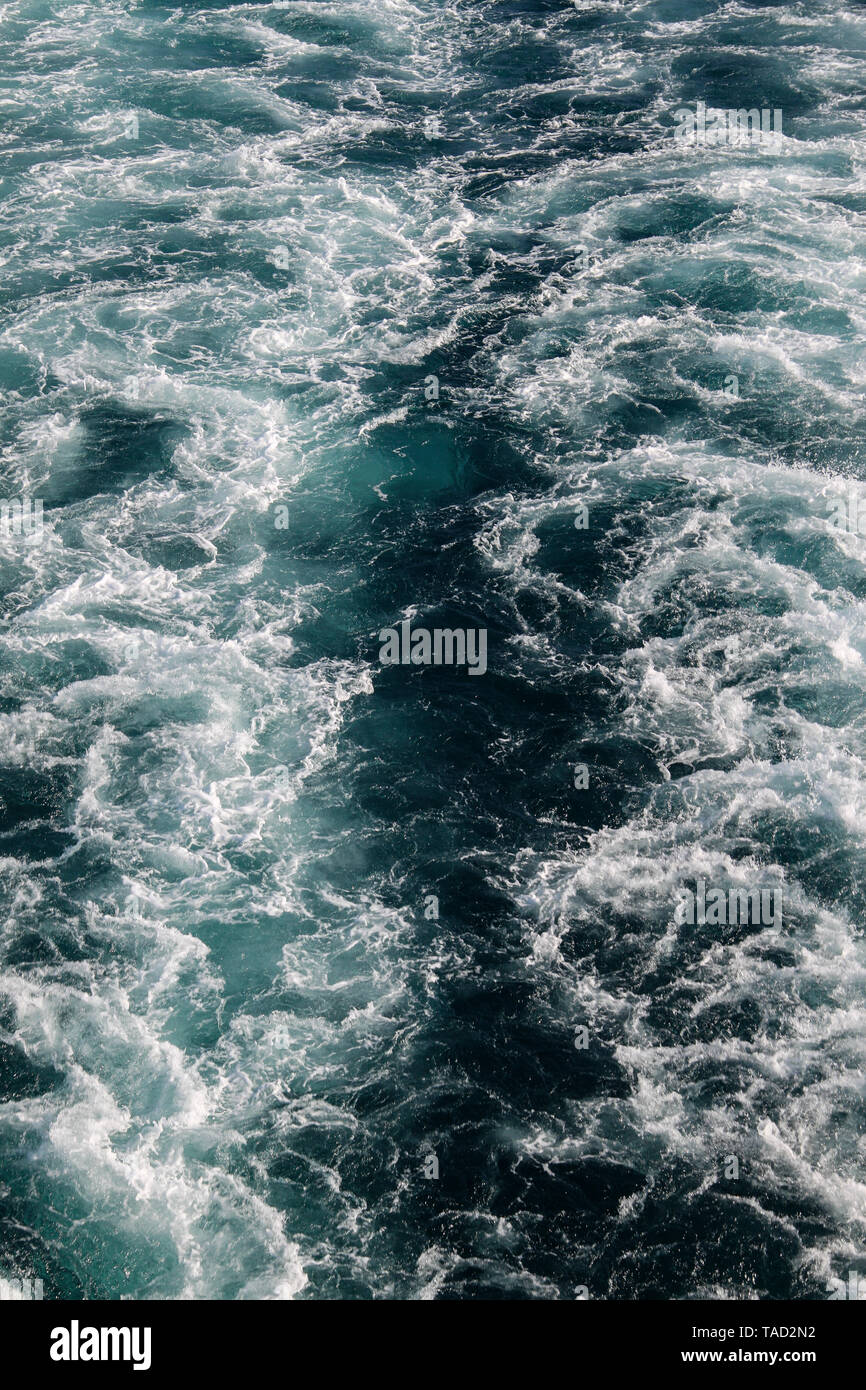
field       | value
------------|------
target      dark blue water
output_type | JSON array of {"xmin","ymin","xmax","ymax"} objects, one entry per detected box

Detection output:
[{"xmin": 1, "ymin": 0, "xmax": 865, "ymax": 1300}]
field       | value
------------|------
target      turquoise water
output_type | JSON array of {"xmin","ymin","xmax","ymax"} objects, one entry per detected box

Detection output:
[{"xmin": 1, "ymin": 0, "xmax": 865, "ymax": 1299}]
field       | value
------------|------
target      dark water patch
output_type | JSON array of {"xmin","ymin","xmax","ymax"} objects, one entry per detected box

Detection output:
[
  {"xmin": 0, "ymin": 766, "xmax": 76, "ymax": 836},
  {"xmin": 44, "ymin": 405, "xmax": 190, "ymax": 507},
  {"xmin": 0, "ymin": 1040, "xmax": 64, "ymax": 1101},
  {"xmin": 668, "ymin": 49, "xmax": 822, "ymax": 115}
]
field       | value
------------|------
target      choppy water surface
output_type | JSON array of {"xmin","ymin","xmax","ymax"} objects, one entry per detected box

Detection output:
[{"xmin": 1, "ymin": 0, "xmax": 865, "ymax": 1299}]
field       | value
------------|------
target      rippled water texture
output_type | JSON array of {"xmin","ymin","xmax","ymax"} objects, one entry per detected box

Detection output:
[{"xmin": 1, "ymin": 0, "xmax": 865, "ymax": 1300}]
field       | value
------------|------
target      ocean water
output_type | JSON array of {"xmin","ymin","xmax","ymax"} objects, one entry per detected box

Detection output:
[{"xmin": 0, "ymin": 0, "xmax": 865, "ymax": 1302}]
